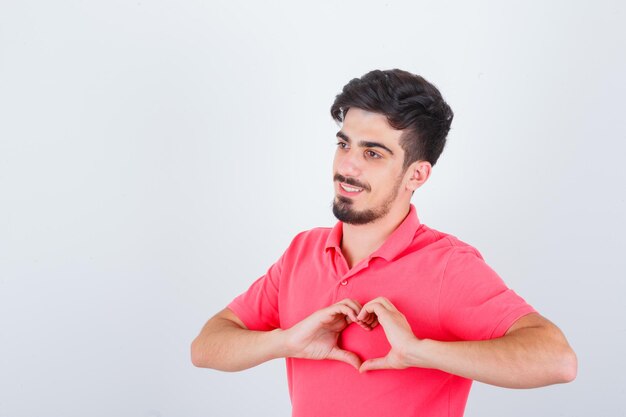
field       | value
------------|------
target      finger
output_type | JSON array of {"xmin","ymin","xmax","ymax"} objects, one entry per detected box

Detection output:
[
  {"xmin": 359, "ymin": 356, "xmax": 389, "ymax": 373},
  {"xmin": 359, "ymin": 313, "xmax": 377, "ymax": 330},
  {"xmin": 369, "ymin": 297, "xmax": 397, "ymax": 311},
  {"xmin": 319, "ymin": 305, "xmax": 354, "ymax": 325},
  {"xmin": 356, "ymin": 320, "xmax": 373, "ymax": 331},
  {"xmin": 327, "ymin": 347, "xmax": 362, "ymax": 370},
  {"xmin": 359, "ymin": 311, "xmax": 374, "ymax": 323},
  {"xmin": 360, "ymin": 304, "xmax": 395, "ymax": 331},
  {"xmin": 346, "ymin": 313, "xmax": 366, "ymax": 326},
  {"xmin": 357, "ymin": 301, "xmax": 387, "ymax": 321},
  {"xmin": 334, "ymin": 304, "xmax": 359, "ymax": 323},
  {"xmin": 335, "ymin": 299, "xmax": 361, "ymax": 320},
  {"xmin": 356, "ymin": 304, "xmax": 372, "ymax": 321},
  {"xmin": 338, "ymin": 298, "xmax": 363, "ymax": 313}
]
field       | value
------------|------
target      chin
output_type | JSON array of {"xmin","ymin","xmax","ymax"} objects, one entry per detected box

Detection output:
[{"xmin": 332, "ymin": 199, "xmax": 383, "ymax": 225}]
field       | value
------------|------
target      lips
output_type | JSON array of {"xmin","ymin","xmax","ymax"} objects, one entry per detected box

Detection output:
[
  {"xmin": 334, "ymin": 174, "xmax": 369, "ymax": 198},
  {"xmin": 340, "ymin": 183, "xmax": 363, "ymax": 193},
  {"xmin": 338, "ymin": 182, "xmax": 365, "ymax": 197}
]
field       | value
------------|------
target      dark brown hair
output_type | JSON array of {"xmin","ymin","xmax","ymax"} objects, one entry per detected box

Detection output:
[{"xmin": 331, "ymin": 69, "xmax": 453, "ymax": 168}]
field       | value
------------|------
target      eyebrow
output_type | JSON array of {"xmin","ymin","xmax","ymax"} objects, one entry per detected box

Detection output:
[{"xmin": 336, "ymin": 131, "xmax": 395, "ymax": 156}]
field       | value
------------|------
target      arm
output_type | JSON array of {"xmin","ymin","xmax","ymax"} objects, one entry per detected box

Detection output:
[
  {"xmin": 190, "ymin": 308, "xmax": 286, "ymax": 372},
  {"xmin": 357, "ymin": 298, "xmax": 577, "ymax": 388},
  {"xmin": 191, "ymin": 299, "xmax": 370, "ymax": 372}
]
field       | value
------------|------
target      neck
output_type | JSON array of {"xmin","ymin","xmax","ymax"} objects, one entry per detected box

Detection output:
[{"xmin": 341, "ymin": 203, "xmax": 411, "ymax": 269}]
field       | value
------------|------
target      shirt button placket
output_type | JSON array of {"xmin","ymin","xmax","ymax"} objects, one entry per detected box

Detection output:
[{"xmin": 335, "ymin": 277, "xmax": 349, "ymax": 300}]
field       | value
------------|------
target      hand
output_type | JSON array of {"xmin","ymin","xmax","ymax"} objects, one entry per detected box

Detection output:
[
  {"xmin": 356, "ymin": 297, "xmax": 419, "ymax": 372},
  {"xmin": 283, "ymin": 299, "xmax": 372, "ymax": 370}
]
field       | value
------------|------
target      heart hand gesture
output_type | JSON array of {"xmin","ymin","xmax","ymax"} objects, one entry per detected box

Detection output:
[
  {"xmin": 283, "ymin": 299, "xmax": 374, "ymax": 370},
  {"xmin": 356, "ymin": 297, "xmax": 420, "ymax": 372}
]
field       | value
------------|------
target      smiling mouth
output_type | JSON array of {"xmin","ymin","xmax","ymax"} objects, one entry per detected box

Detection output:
[
  {"xmin": 340, "ymin": 183, "xmax": 364, "ymax": 193},
  {"xmin": 334, "ymin": 173, "xmax": 370, "ymax": 198}
]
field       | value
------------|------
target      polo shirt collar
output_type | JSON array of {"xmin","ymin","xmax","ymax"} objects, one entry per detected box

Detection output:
[{"xmin": 324, "ymin": 204, "xmax": 422, "ymax": 262}]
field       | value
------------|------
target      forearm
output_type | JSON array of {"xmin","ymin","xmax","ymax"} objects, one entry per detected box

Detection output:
[
  {"xmin": 191, "ymin": 312, "xmax": 287, "ymax": 372},
  {"xmin": 408, "ymin": 326, "xmax": 577, "ymax": 388},
  {"xmin": 192, "ymin": 299, "xmax": 367, "ymax": 372}
]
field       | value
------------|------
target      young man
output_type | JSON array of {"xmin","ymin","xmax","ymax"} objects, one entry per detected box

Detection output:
[{"xmin": 191, "ymin": 69, "xmax": 577, "ymax": 417}]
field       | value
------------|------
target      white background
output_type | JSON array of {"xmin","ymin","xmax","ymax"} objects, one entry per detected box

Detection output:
[{"xmin": 1, "ymin": 1, "xmax": 625, "ymax": 416}]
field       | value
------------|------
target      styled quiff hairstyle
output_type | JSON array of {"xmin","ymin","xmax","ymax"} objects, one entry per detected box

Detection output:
[{"xmin": 330, "ymin": 69, "xmax": 453, "ymax": 169}]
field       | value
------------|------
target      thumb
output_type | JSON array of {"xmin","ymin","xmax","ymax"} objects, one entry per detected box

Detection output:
[
  {"xmin": 327, "ymin": 347, "xmax": 362, "ymax": 370},
  {"xmin": 359, "ymin": 356, "xmax": 388, "ymax": 373}
]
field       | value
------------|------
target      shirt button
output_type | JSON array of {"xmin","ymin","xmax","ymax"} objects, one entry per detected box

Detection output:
[{"xmin": 340, "ymin": 280, "xmax": 348, "ymax": 286}]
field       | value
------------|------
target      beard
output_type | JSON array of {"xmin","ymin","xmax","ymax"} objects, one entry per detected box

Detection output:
[
  {"xmin": 332, "ymin": 174, "xmax": 403, "ymax": 225},
  {"xmin": 333, "ymin": 196, "xmax": 386, "ymax": 225}
]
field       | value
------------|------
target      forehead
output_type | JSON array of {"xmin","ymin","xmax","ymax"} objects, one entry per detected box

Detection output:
[{"xmin": 341, "ymin": 108, "xmax": 404, "ymax": 152}]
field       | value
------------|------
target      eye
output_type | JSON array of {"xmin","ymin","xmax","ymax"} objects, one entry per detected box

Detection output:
[
  {"xmin": 365, "ymin": 150, "xmax": 382, "ymax": 159},
  {"xmin": 336, "ymin": 141, "xmax": 349, "ymax": 150}
]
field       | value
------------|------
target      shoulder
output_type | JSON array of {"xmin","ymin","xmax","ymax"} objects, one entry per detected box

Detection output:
[
  {"xmin": 423, "ymin": 227, "xmax": 503, "ymax": 286},
  {"xmin": 280, "ymin": 226, "xmax": 333, "ymax": 256},
  {"xmin": 290, "ymin": 226, "xmax": 332, "ymax": 245},
  {"xmin": 414, "ymin": 223, "xmax": 485, "ymax": 261}
]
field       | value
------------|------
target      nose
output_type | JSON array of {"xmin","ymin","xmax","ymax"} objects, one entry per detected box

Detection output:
[{"xmin": 335, "ymin": 149, "xmax": 362, "ymax": 178}]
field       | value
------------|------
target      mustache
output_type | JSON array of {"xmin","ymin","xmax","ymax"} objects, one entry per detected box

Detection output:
[{"xmin": 334, "ymin": 174, "xmax": 371, "ymax": 192}]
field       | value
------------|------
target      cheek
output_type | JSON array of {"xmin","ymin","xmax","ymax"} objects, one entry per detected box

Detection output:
[{"xmin": 373, "ymin": 172, "xmax": 401, "ymax": 195}]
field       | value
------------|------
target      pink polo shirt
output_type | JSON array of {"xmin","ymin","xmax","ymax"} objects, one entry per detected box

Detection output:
[{"xmin": 228, "ymin": 205, "xmax": 535, "ymax": 417}]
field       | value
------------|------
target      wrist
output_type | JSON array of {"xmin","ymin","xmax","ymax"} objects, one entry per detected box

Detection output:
[
  {"xmin": 403, "ymin": 337, "xmax": 436, "ymax": 369},
  {"xmin": 266, "ymin": 327, "xmax": 291, "ymax": 359}
]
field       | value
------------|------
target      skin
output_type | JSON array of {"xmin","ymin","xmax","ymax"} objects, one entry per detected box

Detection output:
[
  {"xmin": 191, "ymin": 108, "xmax": 578, "ymax": 387},
  {"xmin": 331, "ymin": 108, "xmax": 429, "ymax": 267}
]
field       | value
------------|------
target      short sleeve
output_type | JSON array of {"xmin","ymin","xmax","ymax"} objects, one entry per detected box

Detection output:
[
  {"xmin": 227, "ymin": 253, "xmax": 284, "ymax": 331},
  {"xmin": 438, "ymin": 247, "xmax": 536, "ymax": 341}
]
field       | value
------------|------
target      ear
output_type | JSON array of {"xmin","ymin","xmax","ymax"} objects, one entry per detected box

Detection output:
[{"xmin": 405, "ymin": 161, "xmax": 432, "ymax": 192}]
